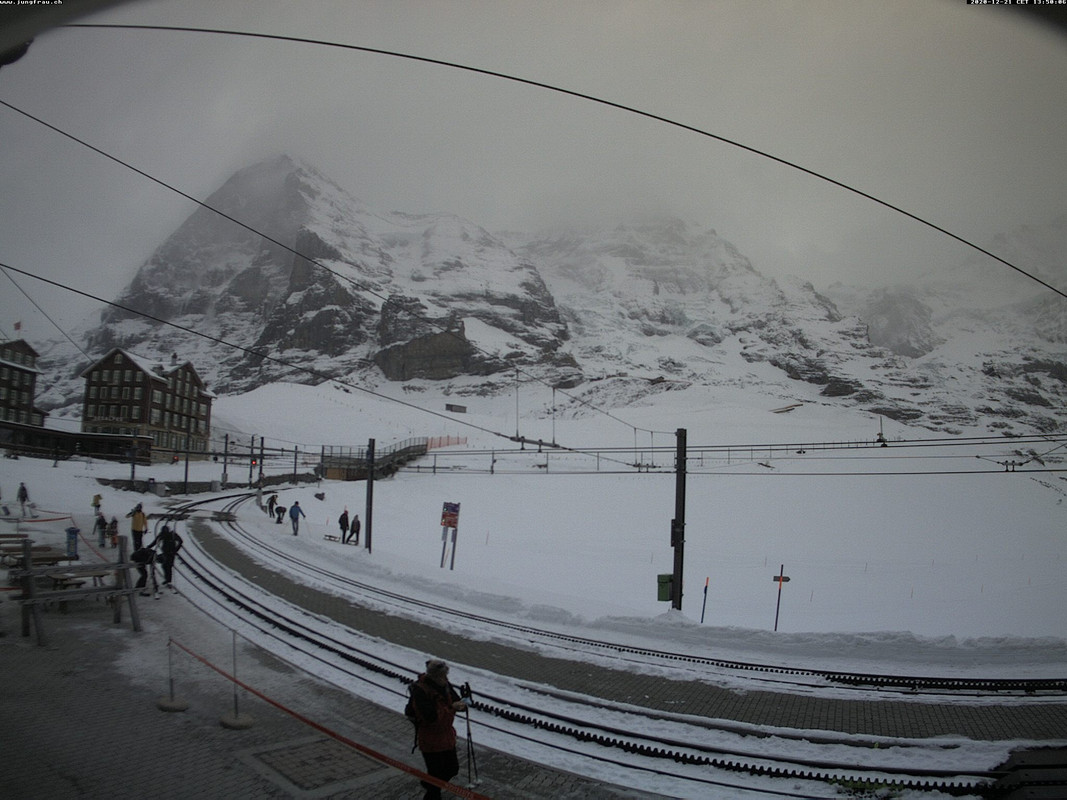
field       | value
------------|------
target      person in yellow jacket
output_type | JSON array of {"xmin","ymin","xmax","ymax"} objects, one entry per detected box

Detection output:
[{"xmin": 125, "ymin": 503, "xmax": 148, "ymax": 549}]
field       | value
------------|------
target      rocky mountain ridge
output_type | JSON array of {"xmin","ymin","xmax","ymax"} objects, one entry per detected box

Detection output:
[{"xmin": 37, "ymin": 156, "xmax": 1067, "ymax": 438}]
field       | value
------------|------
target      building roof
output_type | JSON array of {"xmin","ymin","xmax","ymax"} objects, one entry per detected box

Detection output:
[
  {"xmin": 0, "ymin": 338, "xmax": 42, "ymax": 373},
  {"xmin": 79, "ymin": 347, "xmax": 215, "ymax": 396}
]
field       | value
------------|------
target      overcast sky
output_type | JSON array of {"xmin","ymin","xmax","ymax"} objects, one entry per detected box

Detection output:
[{"xmin": 1, "ymin": 0, "xmax": 1065, "ymax": 344}]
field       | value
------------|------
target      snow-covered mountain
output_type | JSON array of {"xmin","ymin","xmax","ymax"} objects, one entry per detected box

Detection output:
[{"xmin": 38, "ymin": 156, "xmax": 1067, "ymax": 437}]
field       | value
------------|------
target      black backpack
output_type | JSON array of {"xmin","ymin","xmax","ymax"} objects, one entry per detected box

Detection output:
[{"xmin": 131, "ymin": 547, "xmax": 155, "ymax": 565}]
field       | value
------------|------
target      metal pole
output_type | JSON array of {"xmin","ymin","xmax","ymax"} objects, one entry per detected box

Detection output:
[
  {"xmin": 183, "ymin": 432, "xmax": 190, "ymax": 494},
  {"xmin": 222, "ymin": 433, "xmax": 229, "ymax": 484},
  {"xmin": 259, "ymin": 437, "xmax": 265, "ymax": 484},
  {"xmin": 774, "ymin": 564, "xmax": 785, "ymax": 632},
  {"xmin": 365, "ymin": 438, "xmax": 375, "ymax": 553},
  {"xmin": 671, "ymin": 428, "xmax": 687, "ymax": 611},
  {"xmin": 231, "ymin": 629, "xmax": 241, "ymax": 719},
  {"xmin": 247, "ymin": 435, "xmax": 255, "ymax": 488}
]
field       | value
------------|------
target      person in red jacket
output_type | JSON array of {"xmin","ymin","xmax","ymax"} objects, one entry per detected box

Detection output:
[{"xmin": 408, "ymin": 659, "xmax": 467, "ymax": 799}]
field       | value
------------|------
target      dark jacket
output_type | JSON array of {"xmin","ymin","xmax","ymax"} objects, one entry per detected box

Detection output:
[
  {"xmin": 409, "ymin": 674, "xmax": 460, "ymax": 753},
  {"xmin": 149, "ymin": 526, "xmax": 183, "ymax": 556}
]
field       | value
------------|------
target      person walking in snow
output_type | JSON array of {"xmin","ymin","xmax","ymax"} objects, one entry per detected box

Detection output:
[
  {"xmin": 349, "ymin": 514, "xmax": 361, "ymax": 546},
  {"xmin": 91, "ymin": 493, "xmax": 102, "ymax": 515},
  {"xmin": 148, "ymin": 524, "xmax": 183, "ymax": 588},
  {"xmin": 338, "ymin": 507, "xmax": 349, "ymax": 541},
  {"xmin": 107, "ymin": 516, "xmax": 119, "ymax": 548},
  {"xmin": 267, "ymin": 493, "xmax": 278, "ymax": 518},
  {"xmin": 93, "ymin": 512, "xmax": 108, "ymax": 547},
  {"xmin": 407, "ymin": 659, "xmax": 466, "ymax": 800},
  {"xmin": 16, "ymin": 482, "xmax": 29, "ymax": 517},
  {"xmin": 126, "ymin": 503, "xmax": 148, "ymax": 549},
  {"xmin": 289, "ymin": 501, "xmax": 306, "ymax": 536}
]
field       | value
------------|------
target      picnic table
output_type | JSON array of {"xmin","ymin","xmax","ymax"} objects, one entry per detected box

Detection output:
[
  {"xmin": 2, "ymin": 546, "xmax": 77, "ymax": 568},
  {"xmin": 12, "ymin": 537, "xmax": 142, "ymax": 645},
  {"xmin": 50, "ymin": 570, "xmax": 110, "ymax": 591}
]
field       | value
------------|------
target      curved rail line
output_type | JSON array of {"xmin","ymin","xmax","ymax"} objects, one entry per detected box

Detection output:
[
  {"xmin": 143, "ymin": 493, "xmax": 1067, "ymax": 796},
  {"xmin": 165, "ymin": 493, "xmax": 1067, "ymax": 699}
]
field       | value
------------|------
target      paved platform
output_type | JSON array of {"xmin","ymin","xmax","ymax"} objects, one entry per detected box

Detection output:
[
  {"xmin": 2, "ymin": 520, "xmax": 1065, "ymax": 800},
  {"xmin": 0, "ymin": 593, "xmax": 658, "ymax": 799}
]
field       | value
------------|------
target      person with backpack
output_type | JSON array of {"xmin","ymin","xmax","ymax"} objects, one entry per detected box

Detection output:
[{"xmin": 406, "ymin": 659, "xmax": 466, "ymax": 799}]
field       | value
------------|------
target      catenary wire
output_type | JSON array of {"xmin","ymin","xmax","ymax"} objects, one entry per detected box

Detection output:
[
  {"xmin": 0, "ymin": 95, "xmax": 650, "ymax": 441},
  {"xmin": 1, "ymin": 31, "xmax": 1062, "ymax": 460},
  {"xmin": 0, "ymin": 258, "xmax": 637, "ymax": 470},
  {"xmin": 58, "ymin": 22, "xmax": 1067, "ymax": 306}
]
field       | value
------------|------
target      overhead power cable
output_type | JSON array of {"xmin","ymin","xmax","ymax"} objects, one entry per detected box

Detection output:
[
  {"xmin": 0, "ymin": 260, "xmax": 511, "ymax": 443},
  {"xmin": 0, "ymin": 259, "xmax": 640, "ymax": 470},
  {"xmin": 58, "ymin": 22, "xmax": 1067, "ymax": 304},
  {"xmin": 0, "ymin": 264, "xmax": 92, "ymax": 361},
  {"xmin": 0, "ymin": 96, "xmax": 648, "ymax": 442}
]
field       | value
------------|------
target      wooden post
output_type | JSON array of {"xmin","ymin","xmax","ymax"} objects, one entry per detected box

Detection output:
[
  {"xmin": 19, "ymin": 538, "xmax": 45, "ymax": 644},
  {"xmin": 117, "ymin": 536, "xmax": 142, "ymax": 632}
]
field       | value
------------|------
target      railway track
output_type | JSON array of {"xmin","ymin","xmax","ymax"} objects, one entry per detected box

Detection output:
[{"xmin": 158, "ymin": 493, "xmax": 1064, "ymax": 798}]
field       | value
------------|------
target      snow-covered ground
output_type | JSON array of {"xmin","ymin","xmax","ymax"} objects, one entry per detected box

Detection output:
[
  {"xmin": 4, "ymin": 379, "xmax": 1065, "ymax": 674},
  {"xmin": 4, "ymin": 380, "xmax": 1065, "ymax": 799}
]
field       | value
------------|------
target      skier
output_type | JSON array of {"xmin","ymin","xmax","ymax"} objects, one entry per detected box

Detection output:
[
  {"xmin": 288, "ymin": 501, "xmax": 306, "ymax": 536},
  {"xmin": 148, "ymin": 523, "xmax": 183, "ymax": 589},
  {"xmin": 338, "ymin": 507, "xmax": 349, "ymax": 542},
  {"xmin": 407, "ymin": 659, "xmax": 466, "ymax": 799}
]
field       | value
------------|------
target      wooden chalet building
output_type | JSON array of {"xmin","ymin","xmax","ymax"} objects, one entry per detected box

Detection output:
[
  {"xmin": 0, "ymin": 338, "xmax": 48, "ymax": 427},
  {"xmin": 81, "ymin": 349, "xmax": 214, "ymax": 456}
]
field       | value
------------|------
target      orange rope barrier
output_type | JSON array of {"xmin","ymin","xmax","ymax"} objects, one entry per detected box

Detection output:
[{"xmin": 168, "ymin": 637, "xmax": 492, "ymax": 800}]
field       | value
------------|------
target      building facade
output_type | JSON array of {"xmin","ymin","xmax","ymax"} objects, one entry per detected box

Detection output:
[
  {"xmin": 81, "ymin": 349, "xmax": 213, "ymax": 455},
  {"xmin": 0, "ymin": 339, "xmax": 47, "ymax": 426}
]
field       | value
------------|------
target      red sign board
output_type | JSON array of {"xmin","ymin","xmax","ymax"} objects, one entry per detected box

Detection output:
[{"xmin": 441, "ymin": 502, "xmax": 460, "ymax": 528}]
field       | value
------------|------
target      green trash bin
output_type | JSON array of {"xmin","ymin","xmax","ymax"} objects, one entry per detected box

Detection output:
[{"xmin": 657, "ymin": 573, "xmax": 673, "ymax": 602}]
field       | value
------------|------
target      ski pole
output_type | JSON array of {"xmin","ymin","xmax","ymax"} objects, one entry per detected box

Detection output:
[{"xmin": 465, "ymin": 708, "xmax": 479, "ymax": 785}]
